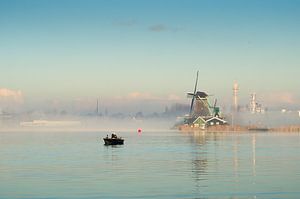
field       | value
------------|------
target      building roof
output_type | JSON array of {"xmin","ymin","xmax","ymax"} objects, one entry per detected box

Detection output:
[
  {"xmin": 205, "ymin": 116, "xmax": 227, "ymax": 123},
  {"xmin": 193, "ymin": 116, "xmax": 206, "ymax": 124}
]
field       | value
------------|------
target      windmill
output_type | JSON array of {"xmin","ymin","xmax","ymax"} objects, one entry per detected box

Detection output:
[
  {"xmin": 187, "ymin": 71, "xmax": 212, "ymax": 118},
  {"xmin": 178, "ymin": 71, "xmax": 228, "ymax": 129}
]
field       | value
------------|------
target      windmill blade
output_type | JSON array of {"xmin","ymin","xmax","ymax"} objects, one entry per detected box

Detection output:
[
  {"xmin": 187, "ymin": 92, "xmax": 195, "ymax": 96},
  {"xmin": 189, "ymin": 97, "xmax": 195, "ymax": 116},
  {"xmin": 187, "ymin": 93, "xmax": 195, "ymax": 98},
  {"xmin": 193, "ymin": 71, "xmax": 199, "ymax": 95},
  {"xmin": 189, "ymin": 70, "xmax": 199, "ymax": 116},
  {"xmin": 213, "ymin": 99, "xmax": 217, "ymax": 108}
]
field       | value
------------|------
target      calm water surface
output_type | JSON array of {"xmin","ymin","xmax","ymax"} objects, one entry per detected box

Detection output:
[{"xmin": 1, "ymin": 130, "xmax": 300, "ymax": 198}]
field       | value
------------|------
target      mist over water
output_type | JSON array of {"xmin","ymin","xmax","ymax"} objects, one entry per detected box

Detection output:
[
  {"xmin": 1, "ymin": 108, "xmax": 300, "ymax": 133},
  {"xmin": 229, "ymin": 111, "xmax": 300, "ymax": 128},
  {"xmin": 0, "ymin": 116, "xmax": 175, "ymax": 132}
]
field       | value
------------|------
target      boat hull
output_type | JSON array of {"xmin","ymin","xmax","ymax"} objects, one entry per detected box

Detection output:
[{"xmin": 103, "ymin": 138, "xmax": 124, "ymax": 145}]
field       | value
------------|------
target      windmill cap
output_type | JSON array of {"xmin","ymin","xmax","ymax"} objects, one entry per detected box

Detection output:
[{"xmin": 195, "ymin": 91, "xmax": 208, "ymax": 98}]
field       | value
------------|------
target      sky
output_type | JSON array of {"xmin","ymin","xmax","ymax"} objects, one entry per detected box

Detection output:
[{"xmin": 0, "ymin": 0, "xmax": 300, "ymax": 113}]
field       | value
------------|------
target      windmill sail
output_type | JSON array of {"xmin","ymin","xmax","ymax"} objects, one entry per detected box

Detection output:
[{"xmin": 189, "ymin": 71, "xmax": 199, "ymax": 116}]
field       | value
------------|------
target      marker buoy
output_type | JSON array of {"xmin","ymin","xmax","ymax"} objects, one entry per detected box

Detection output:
[{"xmin": 137, "ymin": 128, "xmax": 142, "ymax": 133}]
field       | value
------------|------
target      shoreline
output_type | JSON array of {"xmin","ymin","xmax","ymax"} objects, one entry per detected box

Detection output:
[{"xmin": 178, "ymin": 124, "xmax": 300, "ymax": 133}]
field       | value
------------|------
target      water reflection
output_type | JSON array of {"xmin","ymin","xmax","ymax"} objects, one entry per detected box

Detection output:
[
  {"xmin": 187, "ymin": 131, "xmax": 207, "ymax": 145},
  {"xmin": 233, "ymin": 136, "xmax": 239, "ymax": 182},
  {"xmin": 103, "ymin": 144, "xmax": 124, "ymax": 165},
  {"xmin": 252, "ymin": 134, "xmax": 256, "ymax": 177},
  {"xmin": 183, "ymin": 131, "xmax": 209, "ymax": 190},
  {"xmin": 184, "ymin": 131, "xmax": 260, "ymax": 194}
]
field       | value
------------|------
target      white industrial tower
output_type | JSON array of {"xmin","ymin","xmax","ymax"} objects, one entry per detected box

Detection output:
[
  {"xmin": 233, "ymin": 81, "xmax": 239, "ymax": 111},
  {"xmin": 250, "ymin": 93, "xmax": 256, "ymax": 113}
]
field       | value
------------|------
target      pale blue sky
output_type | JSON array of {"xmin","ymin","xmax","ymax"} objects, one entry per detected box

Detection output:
[{"xmin": 0, "ymin": 0, "xmax": 300, "ymax": 110}]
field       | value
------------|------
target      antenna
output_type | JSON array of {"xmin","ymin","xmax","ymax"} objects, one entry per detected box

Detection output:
[{"xmin": 96, "ymin": 98, "xmax": 99, "ymax": 115}]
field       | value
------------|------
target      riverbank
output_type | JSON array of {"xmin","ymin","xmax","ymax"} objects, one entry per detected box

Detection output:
[{"xmin": 178, "ymin": 124, "xmax": 300, "ymax": 133}]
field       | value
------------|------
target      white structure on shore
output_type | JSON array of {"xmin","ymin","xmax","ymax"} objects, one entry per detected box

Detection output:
[
  {"xmin": 233, "ymin": 81, "xmax": 239, "ymax": 111},
  {"xmin": 250, "ymin": 93, "xmax": 265, "ymax": 114},
  {"xmin": 250, "ymin": 93, "xmax": 256, "ymax": 113}
]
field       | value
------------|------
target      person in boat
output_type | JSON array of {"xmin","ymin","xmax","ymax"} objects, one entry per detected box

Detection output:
[
  {"xmin": 111, "ymin": 133, "xmax": 117, "ymax": 139},
  {"xmin": 106, "ymin": 135, "xmax": 108, "ymax": 138}
]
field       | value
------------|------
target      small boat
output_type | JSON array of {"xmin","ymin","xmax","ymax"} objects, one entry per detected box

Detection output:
[{"xmin": 103, "ymin": 133, "xmax": 124, "ymax": 145}]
